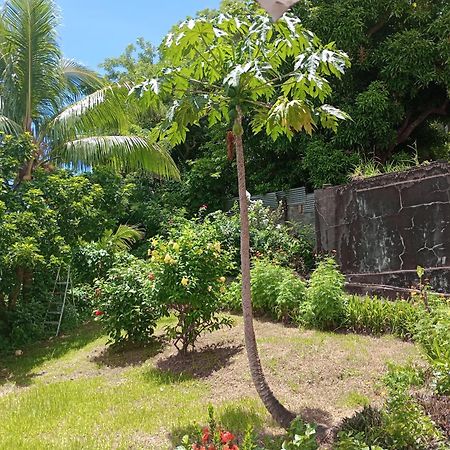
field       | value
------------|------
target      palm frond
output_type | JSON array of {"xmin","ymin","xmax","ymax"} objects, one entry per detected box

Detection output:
[
  {"xmin": 60, "ymin": 58, "xmax": 104, "ymax": 99},
  {"xmin": 100, "ymin": 224, "xmax": 144, "ymax": 252},
  {"xmin": 0, "ymin": 0, "xmax": 62, "ymax": 127},
  {"xmin": 44, "ymin": 85, "xmax": 130, "ymax": 144},
  {"xmin": 0, "ymin": 114, "xmax": 21, "ymax": 134},
  {"xmin": 61, "ymin": 135, "xmax": 180, "ymax": 179}
]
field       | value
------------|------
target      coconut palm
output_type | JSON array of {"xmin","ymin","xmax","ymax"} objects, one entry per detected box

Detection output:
[{"xmin": 0, "ymin": 0, "xmax": 179, "ymax": 182}]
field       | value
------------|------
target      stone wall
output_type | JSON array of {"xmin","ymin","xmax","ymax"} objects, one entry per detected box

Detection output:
[{"xmin": 315, "ymin": 162, "xmax": 450, "ymax": 295}]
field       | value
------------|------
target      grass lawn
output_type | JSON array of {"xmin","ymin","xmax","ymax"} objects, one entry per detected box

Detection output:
[{"xmin": 0, "ymin": 316, "xmax": 424, "ymax": 449}]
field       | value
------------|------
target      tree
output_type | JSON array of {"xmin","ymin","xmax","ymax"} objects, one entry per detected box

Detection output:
[
  {"xmin": 135, "ymin": 2, "xmax": 349, "ymax": 428},
  {"xmin": 0, "ymin": 0, "xmax": 179, "ymax": 182},
  {"xmin": 293, "ymin": 0, "xmax": 449, "ymax": 162},
  {"xmin": 100, "ymin": 38, "xmax": 158, "ymax": 84}
]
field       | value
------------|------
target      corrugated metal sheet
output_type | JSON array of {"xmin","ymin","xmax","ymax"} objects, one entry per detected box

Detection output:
[
  {"xmin": 263, "ymin": 192, "xmax": 278, "ymax": 208},
  {"xmin": 305, "ymin": 193, "xmax": 315, "ymax": 213},
  {"xmin": 287, "ymin": 187, "xmax": 306, "ymax": 205},
  {"xmin": 227, "ymin": 186, "xmax": 316, "ymax": 214}
]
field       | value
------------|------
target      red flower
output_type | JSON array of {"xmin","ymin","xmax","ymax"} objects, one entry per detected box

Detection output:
[
  {"xmin": 208, "ymin": 445, "xmax": 216, "ymax": 450},
  {"xmin": 148, "ymin": 273, "xmax": 155, "ymax": 281},
  {"xmin": 192, "ymin": 445, "xmax": 206, "ymax": 450},
  {"xmin": 94, "ymin": 310, "xmax": 104, "ymax": 317},
  {"xmin": 222, "ymin": 446, "xmax": 239, "ymax": 450},
  {"xmin": 201, "ymin": 427, "xmax": 210, "ymax": 443},
  {"xmin": 220, "ymin": 431, "xmax": 235, "ymax": 444}
]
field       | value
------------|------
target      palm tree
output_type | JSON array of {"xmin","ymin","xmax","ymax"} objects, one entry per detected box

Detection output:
[{"xmin": 0, "ymin": 0, "xmax": 179, "ymax": 182}]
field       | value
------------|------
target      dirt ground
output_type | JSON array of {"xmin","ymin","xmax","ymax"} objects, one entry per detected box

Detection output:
[{"xmin": 149, "ymin": 316, "xmax": 422, "ymax": 430}]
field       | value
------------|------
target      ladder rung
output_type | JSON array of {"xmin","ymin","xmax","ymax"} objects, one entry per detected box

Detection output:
[
  {"xmin": 56, "ymin": 282, "xmax": 68, "ymax": 285},
  {"xmin": 48, "ymin": 311, "xmax": 62, "ymax": 315},
  {"xmin": 45, "ymin": 321, "xmax": 59, "ymax": 325}
]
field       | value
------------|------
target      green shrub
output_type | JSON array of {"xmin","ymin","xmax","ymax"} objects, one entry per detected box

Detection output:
[
  {"xmin": 335, "ymin": 432, "xmax": 385, "ymax": 450},
  {"xmin": 302, "ymin": 258, "xmax": 346, "ymax": 330},
  {"xmin": 381, "ymin": 389, "xmax": 443, "ymax": 449},
  {"xmin": 149, "ymin": 222, "xmax": 233, "ymax": 353},
  {"xmin": 345, "ymin": 295, "xmax": 421, "ymax": 338},
  {"xmin": 414, "ymin": 301, "xmax": 450, "ymax": 394},
  {"xmin": 337, "ymin": 368, "xmax": 445, "ymax": 450},
  {"xmin": 206, "ymin": 201, "xmax": 315, "ymax": 275},
  {"xmin": 94, "ymin": 256, "xmax": 163, "ymax": 344},
  {"xmin": 224, "ymin": 260, "xmax": 307, "ymax": 321},
  {"xmin": 281, "ymin": 418, "xmax": 318, "ymax": 450},
  {"xmin": 275, "ymin": 275, "xmax": 307, "ymax": 323}
]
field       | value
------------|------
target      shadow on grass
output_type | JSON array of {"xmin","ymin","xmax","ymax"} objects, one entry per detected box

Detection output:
[
  {"xmin": 0, "ymin": 322, "xmax": 103, "ymax": 387},
  {"xmin": 90, "ymin": 337, "xmax": 167, "ymax": 368},
  {"xmin": 156, "ymin": 343, "xmax": 243, "ymax": 379}
]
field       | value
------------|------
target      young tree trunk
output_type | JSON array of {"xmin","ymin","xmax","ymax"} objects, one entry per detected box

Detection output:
[{"xmin": 233, "ymin": 107, "xmax": 295, "ymax": 430}]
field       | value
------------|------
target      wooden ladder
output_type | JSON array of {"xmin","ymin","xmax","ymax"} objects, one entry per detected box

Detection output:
[{"xmin": 45, "ymin": 266, "xmax": 73, "ymax": 337}]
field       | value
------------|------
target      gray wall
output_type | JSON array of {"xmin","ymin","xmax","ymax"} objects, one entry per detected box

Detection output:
[{"xmin": 315, "ymin": 162, "xmax": 450, "ymax": 295}]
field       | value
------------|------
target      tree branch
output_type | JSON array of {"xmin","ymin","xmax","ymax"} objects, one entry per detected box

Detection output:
[{"xmin": 396, "ymin": 99, "xmax": 449, "ymax": 145}]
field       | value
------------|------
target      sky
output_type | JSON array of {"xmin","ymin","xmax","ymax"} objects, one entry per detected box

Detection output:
[{"xmin": 55, "ymin": 0, "xmax": 221, "ymax": 70}]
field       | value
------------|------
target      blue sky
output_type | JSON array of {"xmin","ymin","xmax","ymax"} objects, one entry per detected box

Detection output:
[{"xmin": 55, "ymin": 0, "xmax": 221, "ymax": 70}]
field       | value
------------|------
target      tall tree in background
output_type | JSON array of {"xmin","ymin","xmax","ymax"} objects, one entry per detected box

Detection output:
[
  {"xmin": 294, "ymin": 0, "xmax": 449, "ymax": 162},
  {"xmin": 100, "ymin": 38, "xmax": 158, "ymax": 84},
  {"xmin": 135, "ymin": 3, "xmax": 349, "ymax": 428},
  {"xmin": 0, "ymin": 0, "xmax": 179, "ymax": 182}
]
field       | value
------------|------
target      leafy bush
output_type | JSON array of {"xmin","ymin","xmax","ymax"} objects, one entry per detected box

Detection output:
[
  {"xmin": 281, "ymin": 418, "xmax": 318, "ymax": 450},
  {"xmin": 149, "ymin": 221, "xmax": 233, "ymax": 353},
  {"xmin": 337, "ymin": 366, "xmax": 446, "ymax": 450},
  {"xmin": 302, "ymin": 258, "xmax": 346, "ymax": 330},
  {"xmin": 381, "ymin": 387, "xmax": 443, "ymax": 449},
  {"xmin": 206, "ymin": 201, "xmax": 315, "ymax": 275},
  {"xmin": 224, "ymin": 260, "xmax": 307, "ymax": 322},
  {"xmin": 94, "ymin": 256, "xmax": 163, "ymax": 344}
]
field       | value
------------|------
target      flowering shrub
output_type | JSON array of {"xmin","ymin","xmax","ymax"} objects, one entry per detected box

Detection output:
[
  {"xmin": 176, "ymin": 407, "xmax": 319, "ymax": 450},
  {"xmin": 149, "ymin": 223, "xmax": 233, "ymax": 353},
  {"xmin": 94, "ymin": 255, "xmax": 164, "ymax": 344}
]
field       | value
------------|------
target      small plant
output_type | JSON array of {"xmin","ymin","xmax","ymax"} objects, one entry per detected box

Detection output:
[
  {"xmin": 414, "ymin": 300, "xmax": 450, "ymax": 395},
  {"xmin": 302, "ymin": 257, "xmax": 346, "ymax": 330},
  {"xmin": 415, "ymin": 265, "xmax": 431, "ymax": 312},
  {"xmin": 281, "ymin": 418, "xmax": 318, "ymax": 450},
  {"xmin": 176, "ymin": 406, "xmax": 242, "ymax": 450},
  {"xmin": 224, "ymin": 260, "xmax": 306, "ymax": 321}
]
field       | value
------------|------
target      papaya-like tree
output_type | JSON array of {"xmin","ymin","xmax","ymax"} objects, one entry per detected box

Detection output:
[
  {"xmin": 0, "ymin": 0, "xmax": 179, "ymax": 182},
  {"xmin": 135, "ymin": 2, "xmax": 349, "ymax": 428}
]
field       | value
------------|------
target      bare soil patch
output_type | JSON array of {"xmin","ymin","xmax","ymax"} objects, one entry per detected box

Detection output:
[{"xmin": 152, "ymin": 316, "xmax": 423, "ymax": 429}]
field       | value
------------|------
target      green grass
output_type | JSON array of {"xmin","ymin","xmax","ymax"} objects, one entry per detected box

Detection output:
[
  {"xmin": 0, "ymin": 318, "xmax": 424, "ymax": 449},
  {"xmin": 0, "ymin": 323, "xmax": 268, "ymax": 450}
]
